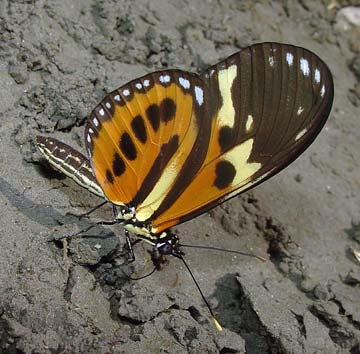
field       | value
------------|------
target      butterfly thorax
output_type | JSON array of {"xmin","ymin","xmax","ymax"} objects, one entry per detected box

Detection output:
[
  {"xmin": 115, "ymin": 206, "xmax": 153, "ymax": 239},
  {"xmin": 115, "ymin": 205, "xmax": 182, "ymax": 257}
]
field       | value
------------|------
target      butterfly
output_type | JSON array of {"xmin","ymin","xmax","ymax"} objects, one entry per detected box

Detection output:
[{"xmin": 36, "ymin": 42, "xmax": 333, "ymax": 327}]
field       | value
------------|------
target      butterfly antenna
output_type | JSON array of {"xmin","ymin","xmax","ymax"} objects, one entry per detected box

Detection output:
[
  {"xmin": 75, "ymin": 200, "xmax": 108, "ymax": 219},
  {"xmin": 179, "ymin": 244, "xmax": 266, "ymax": 262},
  {"xmin": 48, "ymin": 219, "xmax": 120, "ymax": 242},
  {"xmin": 178, "ymin": 254, "xmax": 223, "ymax": 331}
]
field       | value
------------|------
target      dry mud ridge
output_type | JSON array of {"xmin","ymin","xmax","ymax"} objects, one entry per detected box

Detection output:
[{"xmin": 0, "ymin": 1, "xmax": 360, "ymax": 353}]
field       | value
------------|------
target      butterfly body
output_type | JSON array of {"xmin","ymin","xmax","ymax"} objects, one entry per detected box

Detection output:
[{"xmin": 37, "ymin": 42, "xmax": 334, "ymax": 252}]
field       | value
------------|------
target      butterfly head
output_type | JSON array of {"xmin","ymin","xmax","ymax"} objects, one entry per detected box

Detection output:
[
  {"xmin": 117, "ymin": 206, "xmax": 136, "ymax": 222},
  {"xmin": 155, "ymin": 232, "xmax": 184, "ymax": 258}
]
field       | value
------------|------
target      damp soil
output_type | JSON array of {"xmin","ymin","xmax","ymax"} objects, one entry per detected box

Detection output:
[{"xmin": 1, "ymin": 1, "xmax": 360, "ymax": 353}]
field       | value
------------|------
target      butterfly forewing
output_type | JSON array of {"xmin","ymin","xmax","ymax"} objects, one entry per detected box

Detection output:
[
  {"xmin": 85, "ymin": 70, "xmax": 208, "ymax": 212},
  {"xmin": 84, "ymin": 43, "xmax": 333, "ymax": 235}
]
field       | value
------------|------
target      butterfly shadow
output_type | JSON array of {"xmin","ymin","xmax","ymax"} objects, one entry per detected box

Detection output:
[
  {"xmin": 0, "ymin": 175, "xmax": 120, "ymax": 263},
  {"xmin": 0, "ymin": 175, "xmax": 66, "ymax": 228}
]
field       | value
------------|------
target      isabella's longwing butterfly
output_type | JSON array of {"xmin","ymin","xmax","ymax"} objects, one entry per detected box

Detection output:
[{"xmin": 36, "ymin": 42, "xmax": 334, "ymax": 328}]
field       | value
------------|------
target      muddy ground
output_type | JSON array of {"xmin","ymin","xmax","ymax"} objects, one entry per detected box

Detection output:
[{"xmin": 0, "ymin": 1, "xmax": 360, "ymax": 353}]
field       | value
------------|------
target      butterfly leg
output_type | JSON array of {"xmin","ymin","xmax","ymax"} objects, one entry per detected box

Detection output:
[
  {"xmin": 49, "ymin": 219, "xmax": 120, "ymax": 242},
  {"xmin": 125, "ymin": 230, "xmax": 136, "ymax": 263},
  {"xmin": 112, "ymin": 204, "xmax": 118, "ymax": 218},
  {"xmin": 111, "ymin": 205, "xmax": 135, "ymax": 262}
]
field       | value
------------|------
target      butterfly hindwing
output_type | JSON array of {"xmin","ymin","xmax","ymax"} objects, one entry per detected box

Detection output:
[{"xmin": 149, "ymin": 43, "xmax": 334, "ymax": 233}]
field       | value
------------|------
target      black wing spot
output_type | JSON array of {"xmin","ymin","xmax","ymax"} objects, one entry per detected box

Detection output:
[
  {"xmin": 106, "ymin": 169, "xmax": 114, "ymax": 184},
  {"xmin": 146, "ymin": 104, "xmax": 160, "ymax": 132},
  {"xmin": 163, "ymin": 134, "xmax": 179, "ymax": 153},
  {"xmin": 113, "ymin": 153, "xmax": 126, "ymax": 176},
  {"xmin": 120, "ymin": 132, "xmax": 137, "ymax": 160},
  {"xmin": 131, "ymin": 115, "xmax": 147, "ymax": 144},
  {"xmin": 219, "ymin": 126, "xmax": 233, "ymax": 152},
  {"xmin": 214, "ymin": 160, "xmax": 236, "ymax": 189},
  {"xmin": 160, "ymin": 98, "xmax": 176, "ymax": 122}
]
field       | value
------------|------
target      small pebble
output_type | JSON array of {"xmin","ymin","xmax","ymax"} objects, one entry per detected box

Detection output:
[{"xmin": 8, "ymin": 61, "xmax": 29, "ymax": 84}]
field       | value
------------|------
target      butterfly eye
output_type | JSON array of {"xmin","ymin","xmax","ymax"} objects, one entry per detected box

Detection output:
[{"xmin": 156, "ymin": 241, "xmax": 173, "ymax": 255}]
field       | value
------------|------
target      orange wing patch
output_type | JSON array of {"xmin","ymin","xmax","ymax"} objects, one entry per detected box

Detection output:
[{"xmin": 85, "ymin": 71, "xmax": 203, "ymax": 207}]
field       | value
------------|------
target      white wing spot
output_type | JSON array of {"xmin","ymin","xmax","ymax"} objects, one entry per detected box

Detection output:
[
  {"xmin": 179, "ymin": 77, "xmax": 190, "ymax": 89},
  {"xmin": 159, "ymin": 75, "xmax": 171, "ymax": 83},
  {"xmin": 286, "ymin": 52, "xmax": 294, "ymax": 66},
  {"xmin": 99, "ymin": 108, "xmax": 105, "ymax": 116},
  {"xmin": 114, "ymin": 94, "xmax": 120, "ymax": 101},
  {"xmin": 93, "ymin": 117, "xmax": 99, "ymax": 126},
  {"xmin": 300, "ymin": 58, "xmax": 310, "ymax": 76},
  {"xmin": 320, "ymin": 85, "xmax": 325, "ymax": 97},
  {"xmin": 269, "ymin": 56, "xmax": 274, "ymax": 67},
  {"xmin": 218, "ymin": 64, "xmax": 237, "ymax": 127},
  {"xmin": 297, "ymin": 106, "xmax": 304, "ymax": 115},
  {"xmin": 314, "ymin": 69, "xmax": 321, "ymax": 84},
  {"xmin": 88, "ymin": 128, "xmax": 94, "ymax": 134},
  {"xmin": 123, "ymin": 89, "xmax": 130, "ymax": 96},
  {"xmin": 135, "ymin": 82, "xmax": 142, "ymax": 90},
  {"xmin": 105, "ymin": 102, "xmax": 111, "ymax": 109},
  {"xmin": 70, "ymin": 155, "xmax": 81, "ymax": 163},
  {"xmin": 226, "ymin": 139, "xmax": 261, "ymax": 187},
  {"xmin": 194, "ymin": 86, "xmax": 204, "ymax": 106},
  {"xmin": 87, "ymin": 134, "xmax": 91, "ymax": 143},
  {"xmin": 295, "ymin": 128, "xmax": 307, "ymax": 141},
  {"xmin": 143, "ymin": 79, "xmax": 150, "ymax": 87},
  {"xmin": 246, "ymin": 114, "xmax": 254, "ymax": 132}
]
